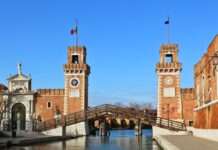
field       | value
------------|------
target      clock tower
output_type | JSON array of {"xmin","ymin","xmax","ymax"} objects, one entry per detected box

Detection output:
[
  {"xmin": 156, "ymin": 44, "xmax": 182, "ymax": 120},
  {"xmin": 63, "ymin": 46, "xmax": 90, "ymax": 115}
]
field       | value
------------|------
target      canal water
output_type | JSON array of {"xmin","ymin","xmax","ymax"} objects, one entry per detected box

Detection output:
[{"xmin": 10, "ymin": 129, "xmax": 161, "ymax": 150}]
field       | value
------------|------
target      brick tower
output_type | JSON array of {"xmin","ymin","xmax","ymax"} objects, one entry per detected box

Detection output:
[
  {"xmin": 63, "ymin": 46, "xmax": 90, "ymax": 115},
  {"xmin": 156, "ymin": 44, "xmax": 182, "ymax": 120}
]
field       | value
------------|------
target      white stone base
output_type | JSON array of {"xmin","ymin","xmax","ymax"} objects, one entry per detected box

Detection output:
[
  {"xmin": 192, "ymin": 128, "xmax": 218, "ymax": 142},
  {"xmin": 154, "ymin": 135, "xmax": 179, "ymax": 150},
  {"xmin": 66, "ymin": 121, "xmax": 89, "ymax": 136},
  {"xmin": 42, "ymin": 126, "xmax": 63, "ymax": 136},
  {"xmin": 152, "ymin": 126, "xmax": 191, "ymax": 137},
  {"xmin": 42, "ymin": 121, "xmax": 89, "ymax": 136}
]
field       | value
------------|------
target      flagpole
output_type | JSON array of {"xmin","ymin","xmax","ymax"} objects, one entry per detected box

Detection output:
[
  {"xmin": 76, "ymin": 19, "xmax": 78, "ymax": 46},
  {"xmin": 168, "ymin": 15, "xmax": 170, "ymax": 44}
]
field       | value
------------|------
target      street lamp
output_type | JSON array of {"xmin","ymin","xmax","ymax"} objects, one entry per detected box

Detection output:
[
  {"xmin": 55, "ymin": 106, "xmax": 61, "ymax": 120},
  {"xmin": 212, "ymin": 53, "xmax": 218, "ymax": 71},
  {"xmin": 162, "ymin": 104, "xmax": 175, "ymax": 127}
]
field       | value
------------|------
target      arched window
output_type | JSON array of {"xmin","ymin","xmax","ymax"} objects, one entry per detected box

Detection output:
[
  {"xmin": 47, "ymin": 101, "xmax": 52, "ymax": 109},
  {"xmin": 202, "ymin": 76, "xmax": 205, "ymax": 104},
  {"xmin": 197, "ymin": 80, "xmax": 200, "ymax": 106}
]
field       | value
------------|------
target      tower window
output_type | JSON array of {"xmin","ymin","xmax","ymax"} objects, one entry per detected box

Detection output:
[
  {"xmin": 72, "ymin": 55, "xmax": 79, "ymax": 64},
  {"xmin": 166, "ymin": 54, "xmax": 173, "ymax": 63},
  {"xmin": 47, "ymin": 101, "xmax": 52, "ymax": 109}
]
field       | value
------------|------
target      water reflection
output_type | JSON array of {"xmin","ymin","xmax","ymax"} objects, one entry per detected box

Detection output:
[{"xmin": 9, "ymin": 129, "xmax": 160, "ymax": 150}]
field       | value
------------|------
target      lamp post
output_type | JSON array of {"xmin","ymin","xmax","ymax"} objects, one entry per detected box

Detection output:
[
  {"xmin": 55, "ymin": 106, "xmax": 61, "ymax": 120},
  {"xmin": 213, "ymin": 53, "xmax": 218, "ymax": 71},
  {"xmin": 162, "ymin": 104, "xmax": 175, "ymax": 127}
]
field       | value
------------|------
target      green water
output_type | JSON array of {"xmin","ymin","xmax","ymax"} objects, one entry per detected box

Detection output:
[{"xmin": 9, "ymin": 129, "xmax": 161, "ymax": 150}]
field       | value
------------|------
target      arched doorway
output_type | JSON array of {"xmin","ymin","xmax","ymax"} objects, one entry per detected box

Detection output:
[{"xmin": 12, "ymin": 103, "xmax": 26, "ymax": 130}]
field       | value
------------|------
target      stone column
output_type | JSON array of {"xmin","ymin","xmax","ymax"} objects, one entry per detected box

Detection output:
[
  {"xmin": 99, "ymin": 120, "xmax": 106, "ymax": 136},
  {"xmin": 135, "ymin": 119, "xmax": 142, "ymax": 136},
  {"xmin": 99, "ymin": 117, "xmax": 109, "ymax": 136}
]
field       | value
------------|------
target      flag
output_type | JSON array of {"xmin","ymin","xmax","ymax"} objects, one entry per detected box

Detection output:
[
  {"xmin": 165, "ymin": 20, "xmax": 169, "ymax": 24},
  {"xmin": 70, "ymin": 27, "xmax": 77, "ymax": 35}
]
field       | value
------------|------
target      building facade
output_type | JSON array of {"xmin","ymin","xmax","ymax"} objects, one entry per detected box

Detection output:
[
  {"xmin": 156, "ymin": 44, "xmax": 195, "ymax": 125},
  {"xmin": 0, "ymin": 45, "xmax": 90, "ymax": 131},
  {"xmin": 194, "ymin": 35, "xmax": 218, "ymax": 129}
]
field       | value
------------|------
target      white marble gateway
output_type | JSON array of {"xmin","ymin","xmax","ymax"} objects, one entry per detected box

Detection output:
[{"xmin": 0, "ymin": 64, "xmax": 35, "ymax": 131}]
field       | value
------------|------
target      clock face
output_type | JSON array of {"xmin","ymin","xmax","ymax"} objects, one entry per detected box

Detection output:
[
  {"xmin": 165, "ymin": 76, "xmax": 173, "ymax": 85},
  {"xmin": 70, "ymin": 78, "xmax": 79, "ymax": 87}
]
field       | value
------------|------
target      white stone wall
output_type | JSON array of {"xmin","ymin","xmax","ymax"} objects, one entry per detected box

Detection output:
[
  {"xmin": 66, "ymin": 121, "xmax": 89, "ymax": 136},
  {"xmin": 42, "ymin": 126, "xmax": 63, "ymax": 136},
  {"xmin": 152, "ymin": 126, "xmax": 190, "ymax": 137},
  {"xmin": 42, "ymin": 121, "xmax": 89, "ymax": 136},
  {"xmin": 192, "ymin": 128, "xmax": 218, "ymax": 142}
]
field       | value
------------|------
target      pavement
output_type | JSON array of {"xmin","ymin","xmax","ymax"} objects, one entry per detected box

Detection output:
[
  {"xmin": 154, "ymin": 135, "xmax": 218, "ymax": 150},
  {"xmin": 0, "ymin": 131, "xmax": 82, "ymax": 148}
]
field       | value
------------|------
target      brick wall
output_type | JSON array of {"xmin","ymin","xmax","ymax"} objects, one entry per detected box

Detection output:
[
  {"xmin": 194, "ymin": 35, "xmax": 218, "ymax": 129},
  {"xmin": 181, "ymin": 88, "xmax": 195, "ymax": 125},
  {"xmin": 35, "ymin": 89, "xmax": 64, "ymax": 121}
]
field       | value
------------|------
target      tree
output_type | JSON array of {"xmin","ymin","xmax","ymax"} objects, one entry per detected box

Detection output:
[
  {"xmin": 113, "ymin": 102, "xmax": 126, "ymax": 108},
  {"xmin": 128, "ymin": 101, "xmax": 154, "ymax": 111}
]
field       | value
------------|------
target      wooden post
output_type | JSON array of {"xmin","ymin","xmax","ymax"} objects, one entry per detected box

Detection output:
[
  {"xmin": 160, "ymin": 118, "xmax": 162, "ymax": 127},
  {"xmin": 62, "ymin": 125, "xmax": 66, "ymax": 138}
]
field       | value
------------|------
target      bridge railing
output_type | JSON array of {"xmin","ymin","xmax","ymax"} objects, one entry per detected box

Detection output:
[{"xmin": 141, "ymin": 113, "xmax": 185, "ymax": 131}]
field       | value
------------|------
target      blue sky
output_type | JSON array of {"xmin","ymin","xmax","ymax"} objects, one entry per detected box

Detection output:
[{"xmin": 0, "ymin": 0, "xmax": 217, "ymax": 107}]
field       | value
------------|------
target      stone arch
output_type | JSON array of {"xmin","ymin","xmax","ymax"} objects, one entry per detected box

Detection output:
[
  {"xmin": 121, "ymin": 119, "xmax": 127, "ymax": 128},
  {"xmin": 129, "ymin": 120, "xmax": 135, "ymax": 129},
  {"xmin": 110, "ymin": 118, "xmax": 119, "ymax": 128},
  {"xmin": 12, "ymin": 103, "xmax": 26, "ymax": 130}
]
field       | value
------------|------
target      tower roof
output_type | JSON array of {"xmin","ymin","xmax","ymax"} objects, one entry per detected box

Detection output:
[{"xmin": 0, "ymin": 83, "xmax": 8, "ymax": 90}]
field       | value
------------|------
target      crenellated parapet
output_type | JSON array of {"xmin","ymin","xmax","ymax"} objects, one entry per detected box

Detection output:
[
  {"xmin": 194, "ymin": 54, "xmax": 209, "ymax": 77},
  {"xmin": 63, "ymin": 64, "xmax": 90, "ymax": 75},
  {"xmin": 181, "ymin": 88, "xmax": 195, "ymax": 99},
  {"xmin": 156, "ymin": 62, "xmax": 182, "ymax": 73},
  {"xmin": 194, "ymin": 35, "xmax": 218, "ymax": 78},
  {"xmin": 207, "ymin": 34, "xmax": 218, "ymax": 56},
  {"xmin": 160, "ymin": 44, "xmax": 178, "ymax": 52},
  {"xmin": 36, "ymin": 89, "xmax": 65, "ymax": 96}
]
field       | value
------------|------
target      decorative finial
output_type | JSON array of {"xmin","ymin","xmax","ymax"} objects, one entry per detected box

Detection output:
[{"xmin": 18, "ymin": 63, "xmax": 22, "ymax": 75}]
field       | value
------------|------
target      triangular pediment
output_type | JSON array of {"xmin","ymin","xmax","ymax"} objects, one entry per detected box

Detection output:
[{"xmin": 7, "ymin": 74, "xmax": 30, "ymax": 81}]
